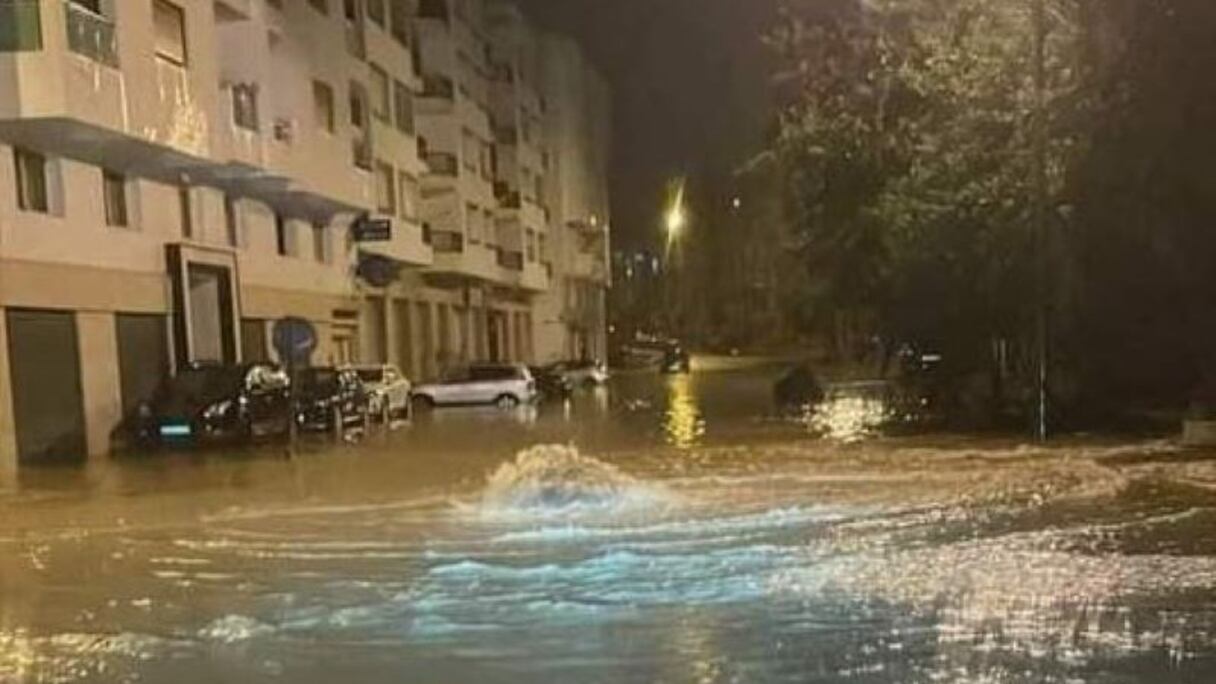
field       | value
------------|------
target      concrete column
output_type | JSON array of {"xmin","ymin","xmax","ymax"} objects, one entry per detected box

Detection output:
[
  {"xmin": 77, "ymin": 311, "xmax": 123, "ymax": 457},
  {"xmin": 0, "ymin": 308, "xmax": 18, "ymax": 476}
]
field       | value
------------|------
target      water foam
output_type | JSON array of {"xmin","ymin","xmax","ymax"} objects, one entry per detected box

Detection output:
[{"xmin": 478, "ymin": 444, "xmax": 667, "ymax": 518}]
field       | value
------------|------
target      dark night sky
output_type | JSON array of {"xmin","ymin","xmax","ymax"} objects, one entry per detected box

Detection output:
[{"xmin": 516, "ymin": 0, "xmax": 781, "ymax": 249}]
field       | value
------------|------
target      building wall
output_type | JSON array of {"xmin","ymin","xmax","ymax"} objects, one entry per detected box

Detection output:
[{"xmin": 0, "ymin": 0, "xmax": 611, "ymax": 466}]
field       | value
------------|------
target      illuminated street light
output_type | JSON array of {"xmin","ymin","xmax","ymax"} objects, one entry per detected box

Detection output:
[{"xmin": 664, "ymin": 179, "xmax": 687, "ymax": 253}]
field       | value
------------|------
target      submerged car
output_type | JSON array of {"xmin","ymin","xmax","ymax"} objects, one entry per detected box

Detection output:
[
  {"xmin": 412, "ymin": 364, "xmax": 538, "ymax": 409},
  {"xmin": 530, "ymin": 365, "xmax": 575, "ymax": 402},
  {"xmin": 294, "ymin": 367, "xmax": 370, "ymax": 433},
  {"xmin": 661, "ymin": 344, "xmax": 692, "ymax": 374},
  {"xmin": 549, "ymin": 359, "xmax": 610, "ymax": 386},
  {"xmin": 138, "ymin": 363, "xmax": 292, "ymax": 445},
  {"xmin": 351, "ymin": 364, "xmax": 412, "ymax": 421}
]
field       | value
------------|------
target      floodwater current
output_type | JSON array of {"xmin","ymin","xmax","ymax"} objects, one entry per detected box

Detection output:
[{"xmin": 3, "ymin": 358, "xmax": 1216, "ymax": 683}]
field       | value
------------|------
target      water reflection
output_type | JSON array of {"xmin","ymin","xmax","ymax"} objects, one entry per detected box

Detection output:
[
  {"xmin": 662, "ymin": 374, "xmax": 706, "ymax": 449},
  {"xmin": 805, "ymin": 384, "xmax": 891, "ymax": 443}
]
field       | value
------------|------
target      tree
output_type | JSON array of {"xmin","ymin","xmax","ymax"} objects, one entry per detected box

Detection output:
[{"xmin": 771, "ymin": 0, "xmax": 1089, "ymax": 418}]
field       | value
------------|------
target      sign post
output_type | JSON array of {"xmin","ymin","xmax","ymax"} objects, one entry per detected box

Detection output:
[{"xmin": 272, "ymin": 317, "xmax": 318, "ymax": 454}]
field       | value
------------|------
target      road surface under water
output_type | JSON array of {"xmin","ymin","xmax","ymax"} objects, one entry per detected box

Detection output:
[{"xmin": 3, "ymin": 358, "xmax": 1216, "ymax": 683}]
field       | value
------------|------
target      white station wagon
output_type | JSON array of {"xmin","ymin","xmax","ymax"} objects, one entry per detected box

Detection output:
[{"xmin": 412, "ymin": 364, "xmax": 538, "ymax": 409}]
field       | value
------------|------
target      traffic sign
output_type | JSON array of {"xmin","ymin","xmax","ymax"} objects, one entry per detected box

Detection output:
[{"xmin": 272, "ymin": 317, "xmax": 318, "ymax": 365}]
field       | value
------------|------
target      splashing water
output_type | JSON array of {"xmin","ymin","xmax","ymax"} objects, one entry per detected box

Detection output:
[{"xmin": 478, "ymin": 444, "xmax": 667, "ymax": 518}]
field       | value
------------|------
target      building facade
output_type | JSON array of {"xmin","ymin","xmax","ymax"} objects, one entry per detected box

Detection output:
[{"xmin": 0, "ymin": 0, "xmax": 610, "ymax": 470}]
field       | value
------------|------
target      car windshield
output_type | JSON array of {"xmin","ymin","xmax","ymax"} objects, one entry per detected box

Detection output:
[
  {"xmin": 160, "ymin": 367, "xmax": 245, "ymax": 404},
  {"xmin": 295, "ymin": 369, "xmax": 339, "ymax": 394},
  {"xmin": 355, "ymin": 369, "xmax": 384, "ymax": 384}
]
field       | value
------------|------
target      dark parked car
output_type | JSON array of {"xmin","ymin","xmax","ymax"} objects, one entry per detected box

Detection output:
[
  {"xmin": 774, "ymin": 364, "xmax": 826, "ymax": 410},
  {"xmin": 294, "ymin": 367, "xmax": 370, "ymax": 433},
  {"xmin": 530, "ymin": 365, "xmax": 575, "ymax": 401},
  {"xmin": 138, "ymin": 363, "xmax": 292, "ymax": 446},
  {"xmin": 661, "ymin": 344, "xmax": 692, "ymax": 374}
]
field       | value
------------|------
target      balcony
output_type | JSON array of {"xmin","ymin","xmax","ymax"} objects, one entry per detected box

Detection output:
[
  {"xmin": 494, "ymin": 182, "xmax": 521, "ymax": 209},
  {"xmin": 417, "ymin": 0, "xmax": 450, "ymax": 24},
  {"xmin": 0, "ymin": 0, "xmax": 42, "ymax": 52},
  {"xmin": 493, "ymin": 124, "xmax": 518, "ymax": 146},
  {"xmin": 64, "ymin": 1, "xmax": 118, "ymax": 67},
  {"xmin": 420, "ymin": 74, "xmax": 455, "ymax": 100},
  {"xmin": 424, "ymin": 152, "xmax": 458, "ymax": 177},
  {"xmin": 432, "ymin": 230, "xmax": 464, "ymax": 254},
  {"xmin": 497, "ymin": 249, "xmax": 524, "ymax": 272}
]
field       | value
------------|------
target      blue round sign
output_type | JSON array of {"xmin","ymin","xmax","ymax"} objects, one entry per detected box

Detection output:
[{"xmin": 272, "ymin": 317, "xmax": 318, "ymax": 365}]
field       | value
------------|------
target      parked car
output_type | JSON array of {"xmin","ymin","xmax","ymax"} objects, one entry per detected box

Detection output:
[
  {"xmin": 351, "ymin": 364, "xmax": 412, "ymax": 422},
  {"xmin": 137, "ymin": 363, "xmax": 292, "ymax": 446},
  {"xmin": 530, "ymin": 365, "xmax": 575, "ymax": 402},
  {"xmin": 549, "ymin": 359, "xmax": 610, "ymax": 386},
  {"xmin": 774, "ymin": 364, "xmax": 826, "ymax": 410},
  {"xmin": 413, "ymin": 364, "xmax": 538, "ymax": 409},
  {"xmin": 661, "ymin": 344, "xmax": 692, "ymax": 374},
  {"xmin": 294, "ymin": 367, "xmax": 370, "ymax": 433}
]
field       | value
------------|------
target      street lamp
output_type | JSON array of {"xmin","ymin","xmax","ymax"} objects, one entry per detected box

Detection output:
[{"xmin": 664, "ymin": 179, "xmax": 687, "ymax": 254}]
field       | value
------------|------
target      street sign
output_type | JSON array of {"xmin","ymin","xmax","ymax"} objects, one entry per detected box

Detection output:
[
  {"xmin": 272, "ymin": 317, "xmax": 318, "ymax": 366},
  {"xmin": 352, "ymin": 216, "xmax": 393, "ymax": 242}
]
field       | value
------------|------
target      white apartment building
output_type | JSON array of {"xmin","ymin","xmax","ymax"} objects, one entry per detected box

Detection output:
[{"xmin": 0, "ymin": 0, "xmax": 612, "ymax": 470}]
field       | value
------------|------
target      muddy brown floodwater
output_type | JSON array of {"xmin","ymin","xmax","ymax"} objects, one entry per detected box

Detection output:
[{"xmin": 3, "ymin": 358, "xmax": 1216, "ymax": 683}]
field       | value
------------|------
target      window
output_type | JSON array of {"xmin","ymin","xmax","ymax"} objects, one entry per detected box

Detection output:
[
  {"xmin": 313, "ymin": 80, "xmax": 335, "ymax": 133},
  {"xmin": 375, "ymin": 161, "xmax": 396, "ymax": 215},
  {"xmin": 393, "ymin": 79, "xmax": 414, "ymax": 135},
  {"xmin": 103, "ymin": 170, "xmax": 128, "ymax": 227},
  {"xmin": 526, "ymin": 229, "xmax": 537, "ymax": 262},
  {"xmin": 312, "ymin": 222, "xmax": 328, "ymax": 263},
  {"xmin": 370, "ymin": 64, "xmax": 390, "ymax": 122},
  {"xmin": 178, "ymin": 186, "xmax": 193, "ymax": 238},
  {"xmin": 367, "ymin": 0, "xmax": 385, "ymax": 26},
  {"xmin": 308, "ymin": 0, "xmax": 327, "ymax": 14},
  {"xmin": 465, "ymin": 202, "xmax": 479, "ymax": 244},
  {"xmin": 350, "ymin": 81, "xmax": 368, "ymax": 129},
  {"xmin": 343, "ymin": 0, "xmax": 358, "ymax": 21},
  {"xmin": 398, "ymin": 172, "xmax": 418, "ymax": 220},
  {"xmin": 462, "ymin": 129, "xmax": 477, "ymax": 171},
  {"xmin": 389, "ymin": 0, "xmax": 411, "ymax": 44},
  {"xmin": 232, "ymin": 83, "xmax": 259, "ymax": 131},
  {"xmin": 13, "ymin": 149, "xmax": 48, "ymax": 214},
  {"xmin": 275, "ymin": 213, "xmax": 290, "ymax": 256},
  {"xmin": 223, "ymin": 195, "xmax": 239, "ymax": 247},
  {"xmin": 153, "ymin": 0, "xmax": 187, "ymax": 66}
]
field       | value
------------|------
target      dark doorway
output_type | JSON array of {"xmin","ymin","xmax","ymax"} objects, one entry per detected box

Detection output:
[
  {"xmin": 116, "ymin": 313, "xmax": 169, "ymax": 418},
  {"xmin": 241, "ymin": 319, "xmax": 269, "ymax": 363},
  {"xmin": 6, "ymin": 309, "xmax": 86, "ymax": 464},
  {"xmin": 487, "ymin": 310, "xmax": 502, "ymax": 362}
]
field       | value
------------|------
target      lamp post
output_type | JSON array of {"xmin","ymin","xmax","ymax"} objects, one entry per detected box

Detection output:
[{"xmin": 1032, "ymin": 0, "xmax": 1049, "ymax": 441}]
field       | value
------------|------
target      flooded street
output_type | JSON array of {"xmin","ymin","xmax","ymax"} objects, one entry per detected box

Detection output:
[{"xmin": 4, "ymin": 359, "xmax": 1216, "ymax": 683}]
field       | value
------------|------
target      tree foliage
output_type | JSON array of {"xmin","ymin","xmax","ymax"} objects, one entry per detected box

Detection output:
[{"xmin": 771, "ymin": 0, "xmax": 1092, "ymax": 405}]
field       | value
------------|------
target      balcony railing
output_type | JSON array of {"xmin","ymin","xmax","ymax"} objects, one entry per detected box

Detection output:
[
  {"xmin": 424, "ymin": 152, "xmax": 458, "ymax": 177},
  {"xmin": 420, "ymin": 74, "xmax": 455, "ymax": 100},
  {"xmin": 0, "ymin": 0, "xmax": 42, "ymax": 52},
  {"xmin": 493, "ymin": 125, "xmax": 518, "ymax": 146},
  {"xmin": 432, "ymin": 230, "xmax": 464, "ymax": 254},
  {"xmin": 65, "ymin": 1, "xmax": 117, "ymax": 66},
  {"xmin": 498, "ymin": 250, "xmax": 524, "ymax": 272}
]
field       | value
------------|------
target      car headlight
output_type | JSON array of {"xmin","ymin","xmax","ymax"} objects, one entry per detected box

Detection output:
[{"xmin": 203, "ymin": 400, "xmax": 233, "ymax": 421}]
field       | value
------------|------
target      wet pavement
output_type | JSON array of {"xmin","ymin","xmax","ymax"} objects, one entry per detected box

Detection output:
[{"xmin": 3, "ymin": 357, "xmax": 1216, "ymax": 683}]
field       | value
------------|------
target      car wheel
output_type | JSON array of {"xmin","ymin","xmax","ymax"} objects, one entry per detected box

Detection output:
[
  {"xmin": 331, "ymin": 406, "xmax": 344, "ymax": 435},
  {"xmin": 495, "ymin": 394, "xmax": 520, "ymax": 409},
  {"xmin": 412, "ymin": 395, "xmax": 434, "ymax": 412}
]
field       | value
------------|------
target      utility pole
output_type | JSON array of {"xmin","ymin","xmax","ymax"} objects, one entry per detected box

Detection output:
[{"xmin": 1033, "ymin": 0, "xmax": 1050, "ymax": 441}]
